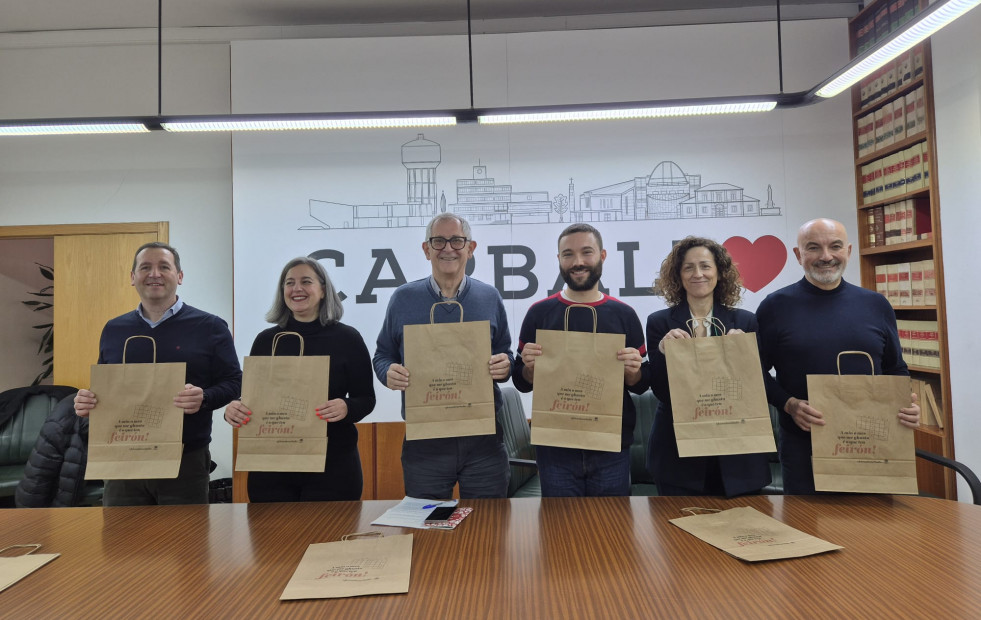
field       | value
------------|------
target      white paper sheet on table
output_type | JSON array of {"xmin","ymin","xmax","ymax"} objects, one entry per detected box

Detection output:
[{"xmin": 370, "ymin": 496, "xmax": 459, "ymax": 529}]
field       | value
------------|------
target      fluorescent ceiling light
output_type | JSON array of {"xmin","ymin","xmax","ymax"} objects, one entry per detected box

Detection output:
[
  {"xmin": 161, "ymin": 116, "xmax": 456, "ymax": 132},
  {"xmin": 0, "ymin": 122, "xmax": 149, "ymax": 136},
  {"xmin": 478, "ymin": 101, "xmax": 778, "ymax": 125},
  {"xmin": 815, "ymin": 0, "xmax": 981, "ymax": 98}
]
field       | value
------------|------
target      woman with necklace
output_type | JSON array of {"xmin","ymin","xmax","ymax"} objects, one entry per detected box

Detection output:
[
  {"xmin": 224, "ymin": 257, "xmax": 376, "ymax": 502},
  {"xmin": 646, "ymin": 236, "xmax": 771, "ymax": 496}
]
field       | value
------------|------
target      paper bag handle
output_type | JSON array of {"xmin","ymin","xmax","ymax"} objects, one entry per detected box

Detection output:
[
  {"xmin": 341, "ymin": 531, "xmax": 383, "ymax": 541},
  {"xmin": 836, "ymin": 351, "xmax": 874, "ymax": 376},
  {"xmin": 271, "ymin": 331, "xmax": 305, "ymax": 356},
  {"xmin": 122, "ymin": 335, "xmax": 156, "ymax": 363},
  {"xmin": 684, "ymin": 317, "xmax": 726, "ymax": 337},
  {"xmin": 563, "ymin": 304, "xmax": 598, "ymax": 333},
  {"xmin": 430, "ymin": 300, "xmax": 464, "ymax": 324},
  {"xmin": 0, "ymin": 544, "xmax": 42, "ymax": 556},
  {"xmin": 680, "ymin": 507, "xmax": 721, "ymax": 516}
]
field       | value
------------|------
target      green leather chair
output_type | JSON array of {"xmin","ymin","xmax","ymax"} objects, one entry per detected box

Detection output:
[
  {"xmin": 499, "ymin": 386, "xmax": 541, "ymax": 498},
  {"xmin": 628, "ymin": 391, "xmax": 660, "ymax": 496},
  {"xmin": 0, "ymin": 385, "xmax": 78, "ymax": 499},
  {"xmin": 761, "ymin": 405, "xmax": 783, "ymax": 494}
]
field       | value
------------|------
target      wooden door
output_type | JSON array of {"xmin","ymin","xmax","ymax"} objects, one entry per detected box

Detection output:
[
  {"xmin": 53, "ymin": 232, "xmax": 160, "ymax": 388},
  {"xmin": 0, "ymin": 222, "xmax": 168, "ymax": 390}
]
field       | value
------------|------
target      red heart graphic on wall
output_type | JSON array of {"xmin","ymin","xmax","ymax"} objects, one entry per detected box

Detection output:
[{"xmin": 722, "ymin": 236, "xmax": 788, "ymax": 293}]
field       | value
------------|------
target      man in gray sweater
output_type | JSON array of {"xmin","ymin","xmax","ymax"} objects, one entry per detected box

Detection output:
[{"xmin": 373, "ymin": 213, "xmax": 514, "ymax": 499}]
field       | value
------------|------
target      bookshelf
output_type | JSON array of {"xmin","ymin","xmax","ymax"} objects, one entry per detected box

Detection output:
[{"xmin": 849, "ymin": 0, "xmax": 955, "ymax": 498}]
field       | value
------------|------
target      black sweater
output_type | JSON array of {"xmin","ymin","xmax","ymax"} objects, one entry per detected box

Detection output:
[{"xmin": 250, "ymin": 317, "xmax": 376, "ymax": 452}]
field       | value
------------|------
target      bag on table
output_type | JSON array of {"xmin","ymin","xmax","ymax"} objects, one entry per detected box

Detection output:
[
  {"xmin": 669, "ymin": 506, "xmax": 842, "ymax": 562},
  {"xmin": 0, "ymin": 545, "xmax": 59, "ymax": 594},
  {"xmin": 280, "ymin": 532, "xmax": 413, "ymax": 600}
]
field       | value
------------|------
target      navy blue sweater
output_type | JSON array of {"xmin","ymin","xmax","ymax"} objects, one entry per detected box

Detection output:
[
  {"xmin": 513, "ymin": 293, "xmax": 650, "ymax": 449},
  {"xmin": 757, "ymin": 277, "xmax": 907, "ymax": 441},
  {"xmin": 97, "ymin": 304, "xmax": 242, "ymax": 451}
]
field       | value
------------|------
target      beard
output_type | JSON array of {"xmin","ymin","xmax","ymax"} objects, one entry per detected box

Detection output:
[
  {"xmin": 806, "ymin": 259, "xmax": 845, "ymax": 286},
  {"xmin": 561, "ymin": 262, "xmax": 603, "ymax": 292}
]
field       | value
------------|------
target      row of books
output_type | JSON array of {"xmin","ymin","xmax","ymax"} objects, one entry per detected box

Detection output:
[
  {"xmin": 874, "ymin": 260, "xmax": 936, "ymax": 307},
  {"xmin": 864, "ymin": 199, "xmax": 930, "ymax": 248},
  {"xmin": 896, "ymin": 320, "xmax": 941, "ymax": 370},
  {"xmin": 910, "ymin": 377, "xmax": 944, "ymax": 428},
  {"xmin": 854, "ymin": 0, "xmax": 920, "ymax": 56},
  {"xmin": 856, "ymin": 85, "xmax": 927, "ymax": 158},
  {"xmin": 859, "ymin": 142, "xmax": 929, "ymax": 204},
  {"xmin": 858, "ymin": 43, "xmax": 924, "ymax": 109}
]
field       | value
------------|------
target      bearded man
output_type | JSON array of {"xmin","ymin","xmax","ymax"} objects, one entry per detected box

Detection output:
[
  {"xmin": 758, "ymin": 218, "xmax": 920, "ymax": 494},
  {"xmin": 512, "ymin": 223, "xmax": 649, "ymax": 496}
]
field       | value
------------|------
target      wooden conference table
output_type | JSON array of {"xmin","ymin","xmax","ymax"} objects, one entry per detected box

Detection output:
[{"xmin": 2, "ymin": 495, "xmax": 979, "ymax": 618}]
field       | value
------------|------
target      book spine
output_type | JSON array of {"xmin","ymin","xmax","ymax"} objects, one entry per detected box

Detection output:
[
  {"xmin": 897, "ymin": 261, "xmax": 912, "ymax": 306},
  {"xmin": 873, "ymin": 206, "xmax": 885, "ymax": 246},
  {"xmin": 903, "ymin": 199, "xmax": 914, "ymax": 242},
  {"xmin": 910, "ymin": 260, "xmax": 925, "ymax": 306},
  {"xmin": 891, "ymin": 98, "xmax": 906, "ymax": 143},
  {"xmin": 874, "ymin": 108, "xmax": 885, "ymax": 152},
  {"xmin": 875, "ymin": 264, "xmax": 889, "ymax": 298},
  {"xmin": 886, "ymin": 263, "xmax": 900, "ymax": 307},
  {"xmin": 904, "ymin": 93, "xmax": 917, "ymax": 136},
  {"xmin": 922, "ymin": 259, "xmax": 936, "ymax": 305}
]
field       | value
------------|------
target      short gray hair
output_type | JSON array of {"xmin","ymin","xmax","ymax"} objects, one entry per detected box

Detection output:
[
  {"xmin": 265, "ymin": 257, "xmax": 344, "ymax": 327},
  {"xmin": 425, "ymin": 212, "xmax": 472, "ymax": 241}
]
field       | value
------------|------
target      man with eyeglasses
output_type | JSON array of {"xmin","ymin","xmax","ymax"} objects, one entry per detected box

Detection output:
[{"xmin": 374, "ymin": 213, "xmax": 514, "ymax": 499}]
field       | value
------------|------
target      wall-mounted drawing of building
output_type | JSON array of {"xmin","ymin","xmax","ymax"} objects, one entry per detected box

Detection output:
[
  {"xmin": 303, "ymin": 135, "xmax": 553, "ymax": 230},
  {"xmin": 303, "ymin": 134, "xmax": 442, "ymax": 230},
  {"xmin": 302, "ymin": 140, "xmax": 777, "ymax": 231},
  {"xmin": 447, "ymin": 165, "xmax": 552, "ymax": 225},
  {"xmin": 574, "ymin": 160, "xmax": 779, "ymax": 222}
]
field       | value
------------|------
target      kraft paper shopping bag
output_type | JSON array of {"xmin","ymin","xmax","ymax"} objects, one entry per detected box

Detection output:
[
  {"xmin": 403, "ymin": 302, "xmax": 496, "ymax": 440},
  {"xmin": 665, "ymin": 318, "xmax": 775, "ymax": 457},
  {"xmin": 809, "ymin": 351, "xmax": 916, "ymax": 494},
  {"xmin": 531, "ymin": 304, "xmax": 624, "ymax": 453},
  {"xmin": 237, "ymin": 332, "xmax": 330, "ymax": 472},
  {"xmin": 86, "ymin": 335, "xmax": 186, "ymax": 479}
]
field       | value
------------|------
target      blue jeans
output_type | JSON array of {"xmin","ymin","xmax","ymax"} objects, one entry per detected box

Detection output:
[
  {"xmin": 536, "ymin": 445, "xmax": 631, "ymax": 497},
  {"xmin": 402, "ymin": 435, "xmax": 509, "ymax": 499}
]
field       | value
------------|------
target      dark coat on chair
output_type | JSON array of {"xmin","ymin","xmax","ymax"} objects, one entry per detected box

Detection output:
[
  {"xmin": 15, "ymin": 394, "xmax": 91, "ymax": 508},
  {"xmin": 646, "ymin": 300, "xmax": 771, "ymax": 496}
]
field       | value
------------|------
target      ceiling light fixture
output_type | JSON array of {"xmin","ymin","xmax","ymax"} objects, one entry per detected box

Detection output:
[
  {"xmin": 477, "ymin": 100, "xmax": 778, "ymax": 125},
  {"xmin": 160, "ymin": 115, "xmax": 457, "ymax": 132},
  {"xmin": 814, "ymin": 0, "xmax": 980, "ymax": 98},
  {"xmin": 0, "ymin": 121, "xmax": 150, "ymax": 136}
]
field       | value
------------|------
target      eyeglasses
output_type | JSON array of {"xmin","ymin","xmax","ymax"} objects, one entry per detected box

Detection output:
[{"xmin": 428, "ymin": 236, "xmax": 469, "ymax": 250}]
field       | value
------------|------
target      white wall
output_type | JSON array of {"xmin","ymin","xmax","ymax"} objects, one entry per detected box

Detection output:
[
  {"xmin": 0, "ymin": 42, "xmax": 236, "ymax": 474},
  {"xmin": 932, "ymin": 8, "xmax": 981, "ymax": 501}
]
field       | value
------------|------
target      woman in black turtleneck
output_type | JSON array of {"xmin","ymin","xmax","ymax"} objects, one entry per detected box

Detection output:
[{"xmin": 224, "ymin": 257, "xmax": 376, "ymax": 502}]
